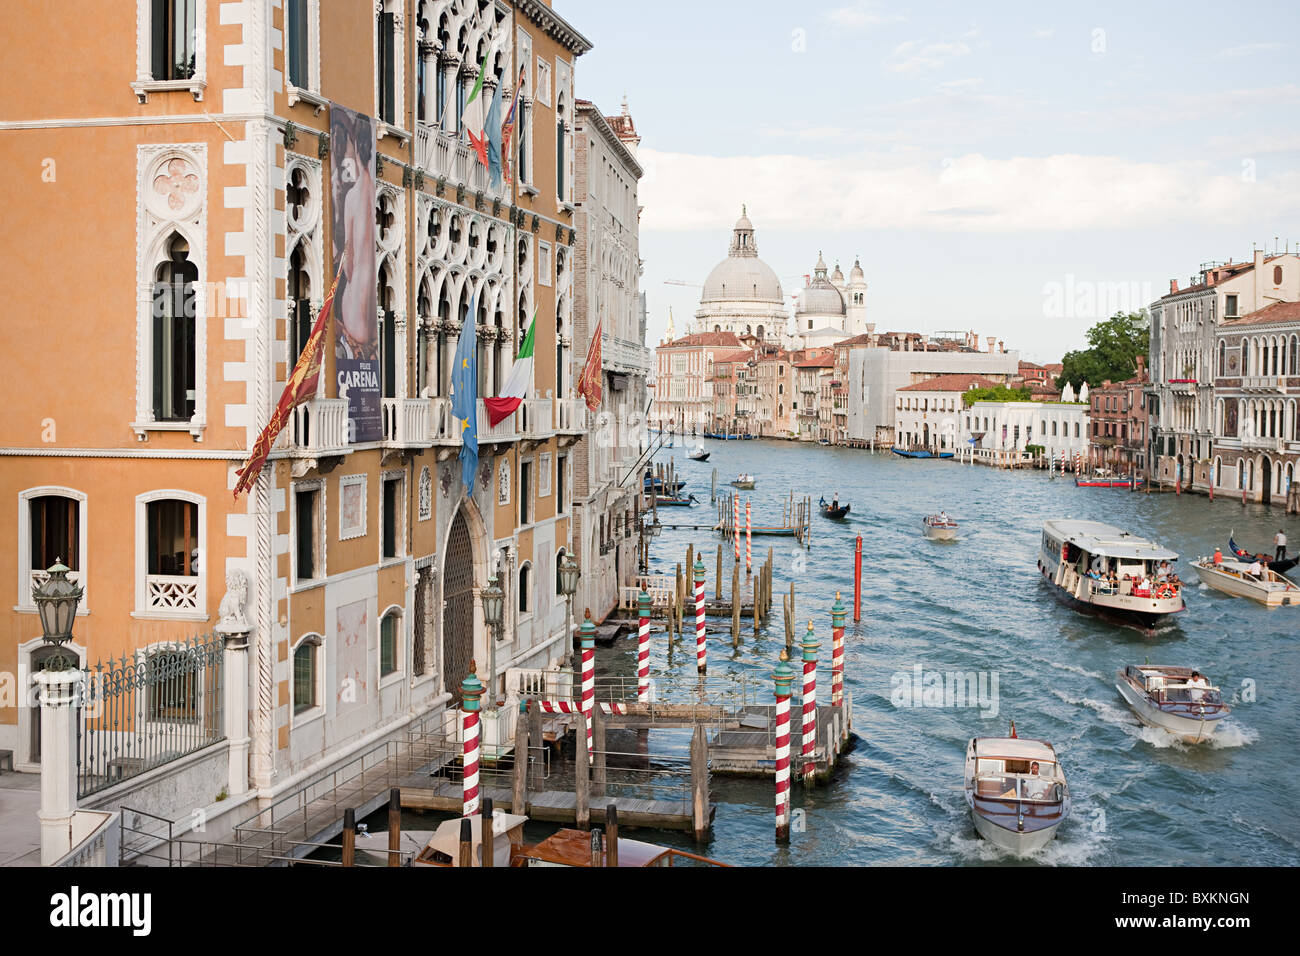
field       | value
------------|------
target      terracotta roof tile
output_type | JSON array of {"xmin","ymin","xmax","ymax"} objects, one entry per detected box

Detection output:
[
  {"xmin": 898, "ymin": 374, "xmax": 1005, "ymax": 392},
  {"xmin": 1221, "ymin": 299, "xmax": 1300, "ymax": 327}
]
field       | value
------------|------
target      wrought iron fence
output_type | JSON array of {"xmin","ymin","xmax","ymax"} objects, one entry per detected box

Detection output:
[{"xmin": 77, "ymin": 632, "xmax": 225, "ymax": 799}]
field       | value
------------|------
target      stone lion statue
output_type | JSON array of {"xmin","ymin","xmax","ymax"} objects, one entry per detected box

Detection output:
[{"xmin": 216, "ymin": 568, "xmax": 250, "ymax": 634}]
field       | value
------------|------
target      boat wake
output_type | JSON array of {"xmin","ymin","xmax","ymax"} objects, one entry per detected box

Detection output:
[
  {"xmin": 944, "ymin": 815, "xmax": 1110, "ymax": 866},
  {"xmin": 1206, "ymin": 722, "xmax": 1259, "ymax": 749},
  {"xmin": 1044, "ymin": 660, "xmax": 1108, "ymax": 683}
]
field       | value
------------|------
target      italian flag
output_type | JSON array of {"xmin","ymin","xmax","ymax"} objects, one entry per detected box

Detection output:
[{"xmin": 484, "ymin": 316, "xmax": 535, "ymax": 425}]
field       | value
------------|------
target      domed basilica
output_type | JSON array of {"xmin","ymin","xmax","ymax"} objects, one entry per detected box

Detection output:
[
  {"xmin": 693, "ymin": 208, "xmax": 789, "ymax": 341},
  {"xmin": 691, "ymin": 209, "xmax": 868, "ymax": 349}
]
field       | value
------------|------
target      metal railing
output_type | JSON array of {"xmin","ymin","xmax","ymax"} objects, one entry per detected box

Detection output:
[
  {"xmin": 77, "ymin": 632, "xmax": 225, "ymax": 799},
  {"xmin": 119, "ymin": 806, "xmax": 272, "ymax": 867},
  {"xmin": 231, "ymin": 709, "xmax": 455, "ymax": 855}
]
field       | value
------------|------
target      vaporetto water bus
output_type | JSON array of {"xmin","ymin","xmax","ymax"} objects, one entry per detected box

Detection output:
[{"xmin": 1038, "ymin": 519, "xmax": 1184, "ymax": 630}]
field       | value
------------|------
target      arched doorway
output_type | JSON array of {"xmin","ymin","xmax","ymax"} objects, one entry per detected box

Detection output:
[
  {"xmin": 442, "ymin": 506, "xmax": 477, "ymax": 701},
  {"xmin": 1262, "ymin": 457, "xmax": 1273, "ymax": 505}
]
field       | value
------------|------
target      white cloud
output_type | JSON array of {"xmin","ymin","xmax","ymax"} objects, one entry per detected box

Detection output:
[
  {"xmin": 885, "ymin": 39, "xmax": 972, "ymax": 72},
  {"xmin": 1212, "ymin": 42, "xmax": 1285, "ymax": 60},
  {"xmin": 936, "ymin": 77, "xmax": 985, "ymax": 93},
  {"xmin": 824, "ymin": 1, "xmax": 904, "ymax": 29},
  {"xmin": 636, "ymin": 148, "xmax": 1300, "ymax": 234}
]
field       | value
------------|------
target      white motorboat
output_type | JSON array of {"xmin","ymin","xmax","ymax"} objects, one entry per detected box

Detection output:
[
  {"xmin": 1114, "ymin": 665, "xmax": 1230, "ymax": 743},
  {"xmin": 1038, "ymin": 519, "xmax": 1184, "ymax": 630},
  {"xmin": 1192, "ymin": 557, "xmax": 1300, "ymax": 606},
  {"xmin": 964, "ymin": 733, "xmax": 1070, "ymax": 856},
  {"xmin": 354, "ymin": 811, "xmax": 529, "ymax": 867},
  {"xmin": 923, "ymin": 513, "xmax": 958, "ymax": 540}
]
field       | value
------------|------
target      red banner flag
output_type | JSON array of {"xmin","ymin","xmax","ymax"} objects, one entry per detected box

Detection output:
[
  {"xmin": 576, "ymin": 320, "xmax": 603, "ymax": 412},
  {"xmin": 234, "ymin": 254, "xmax": 346, "ymax": 498}
]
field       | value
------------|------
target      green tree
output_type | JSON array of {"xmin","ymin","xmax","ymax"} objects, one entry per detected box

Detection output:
[
  {"xmin": 1058, "ymin": 310, "xmax": 1149, "ymax": 391},
  {"xmin": 962, "ymin": 384, "xmax": 1032, "ymax": 406}
]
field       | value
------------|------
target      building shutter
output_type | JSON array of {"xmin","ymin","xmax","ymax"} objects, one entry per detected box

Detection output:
[
  {"xmin": 288, "ymin": 0, "xmax": 308, "ymax": 88},
  {"xmin": 381, "ymin": 12, "xmax": 396, "ymax": 124},
  {"xmin": 151, "ymin": 0, "xmax": 169, "ymax": 79}
]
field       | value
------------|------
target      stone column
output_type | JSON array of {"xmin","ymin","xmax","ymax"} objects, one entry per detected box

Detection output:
[
  {"xmin": 221, "ymin": 631, "xmax": 251, "ymax": 797},
  {"xmin": 35, "ymin": 664, "xmax": 81, "ymax": 865},
  {"xmin": 217, "ymin": 569, "xmax": 254, "ymax": 796},
  {"xmin": 419, "ymin": 41, "xmax": 438, "ymax": 125}
]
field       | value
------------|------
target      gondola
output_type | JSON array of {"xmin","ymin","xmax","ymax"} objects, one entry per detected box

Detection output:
[
  {"xmin": 819, "ymin": 496, "xmax": 850, "ymax": 519},
  {"xmin": 1227, "ymin": 533, "xmax": 1299, "ymax": 574},
  {"xmin": 686, "ymin": 445, "xmax": 710, "ymax": 462}
]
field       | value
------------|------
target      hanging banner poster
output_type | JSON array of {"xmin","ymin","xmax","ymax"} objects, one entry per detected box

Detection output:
[{"xmin": 329, "ymin": 102, "xmax": 381, "ymax": 442}]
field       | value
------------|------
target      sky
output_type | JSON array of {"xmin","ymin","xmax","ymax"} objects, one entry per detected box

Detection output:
[{"xmin": 562, "ymin": 0, "xmax": 1300, "ymax": 363}]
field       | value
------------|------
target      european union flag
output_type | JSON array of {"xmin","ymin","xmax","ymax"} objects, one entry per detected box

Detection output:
[{"xmin": 451, "ymin": 296, "xmax": 478, "ymax": 491}]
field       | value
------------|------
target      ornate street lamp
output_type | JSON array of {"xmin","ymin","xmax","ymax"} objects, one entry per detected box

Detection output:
[
  {"xmin": 32, "ymin": 560, "xmax": 82, "ymax": 671},
  {"xmin": 480, "ymin": 574, "xmax": 504, "ymax": 710},
  {"xmin": 558, "ymin": 551, "xmax": 580, "ymax": 658}
]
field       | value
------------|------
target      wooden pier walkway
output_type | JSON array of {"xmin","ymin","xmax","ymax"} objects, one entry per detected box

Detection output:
[{"xmin": 399, "ymin": 783, "xmax": 701, "ymax": 831}]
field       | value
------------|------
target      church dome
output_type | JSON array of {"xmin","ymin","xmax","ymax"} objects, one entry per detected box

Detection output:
[
  {"xmin": 699, "ymin": 207, "xmax": 784, "ymax": 305},
  {"xmin": 795, "ymin": 251, "xmax": 845, "ymax": 316}
]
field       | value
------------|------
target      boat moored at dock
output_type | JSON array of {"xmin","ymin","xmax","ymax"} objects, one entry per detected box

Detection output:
[
  {"xmin": 1114, "ymin": 665, "xmax": 1230, "ymax": 742},
  {"xmin": 1038, "ymin": 519, "xmax": 1184, "ymax": 630},
  {"xmin": 964, "ymin": 733, "xmax": 1070, "ymax": 856}
]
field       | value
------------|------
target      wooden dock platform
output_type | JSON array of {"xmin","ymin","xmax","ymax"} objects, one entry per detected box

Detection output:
[{"xmin": 399, "ymin": 783, "xmax": 703, "ymax": 832}]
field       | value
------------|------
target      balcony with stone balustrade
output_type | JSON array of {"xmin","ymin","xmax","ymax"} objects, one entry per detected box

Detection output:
[{"xmin": 414, "ymin": 122, "xmax": 507, "ymax": 208}]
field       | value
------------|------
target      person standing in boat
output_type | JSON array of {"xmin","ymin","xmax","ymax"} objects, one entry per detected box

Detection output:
[
  {"xmin": 1248, "ymin": 558, "xmax": 1265, "ymax": 580},
  {"xmin": 832, "ymin": 492, "xmax": 839, "ymax": 511},
  {"xmin": 1276, "ymin": 529, "xmax": 1288, "ymax": 561}
]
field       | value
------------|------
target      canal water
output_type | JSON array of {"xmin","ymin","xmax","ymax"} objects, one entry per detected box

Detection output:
[{"xmin": 609, "ymin": 437, "xmax": 1300, "ymax": 866}]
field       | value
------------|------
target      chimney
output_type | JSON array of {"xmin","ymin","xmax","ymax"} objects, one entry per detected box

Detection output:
[
  {"xmin": 1254, "ymin": 248, "xmax": 1265, "ymax": 273},
  {"xmin": 1135, "ymin": 355, "xmax": 1146, "ymax": 377},
  {"xmin": 986, "ymin": 336, "xmax": 996, "ymax": 353},
  {"xmin": 999, "ymin": 340, "xmax": 1005, "ymax": 353},
  {"xmin": 1170, "ymin": 279, "xmax": 1179, "ymax": 295}
]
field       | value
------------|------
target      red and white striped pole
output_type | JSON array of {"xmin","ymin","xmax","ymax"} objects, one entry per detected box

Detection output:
[
  {"xmin": 578, "ymin": 610, "xmax": 596, "ymax": 762},
  {"xmin": 733, "ymin": 495, "xmax": 741, "ymax": 562},
  {"xmin": 637, "ymin": 588, "xmax": 652, "ymax": 703},
  {"xmin": 745, "ymin": 500, "xmax": 752, "ymax": 574},
  {"xmin": 460, "ymin": 662, "xmax": 484, "ymax": 816},
  {"xmin": 830, "ymin": 592, "xmax": 846, "ymax": 708},
  {"xmin": 800, "ymin": 621, "xmax": 819, "ymax": 788},
  {"xmin": 773, "ymin": 650, "xmax": 795, "ymax": 844},
  {"xmin": 693, "ymin": 554, "xmax": 707, "ymax": 675}
]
